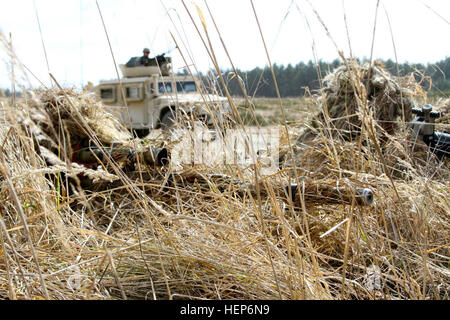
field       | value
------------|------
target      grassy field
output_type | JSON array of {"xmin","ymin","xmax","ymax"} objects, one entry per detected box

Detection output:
[
  {"xmin": 0, "ymin": 78, "xmax": 448, "ymax": 300},
  {"xmin": 235, "ymin": 96, "xmax": 317, "ymax": 127}
]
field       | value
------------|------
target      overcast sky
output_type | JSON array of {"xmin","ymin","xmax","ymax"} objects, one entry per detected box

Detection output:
[{"xmin": 0, "ymin": 0, "xmax": 449, "ymax": 89}]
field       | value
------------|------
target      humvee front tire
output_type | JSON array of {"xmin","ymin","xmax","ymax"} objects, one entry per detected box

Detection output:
[
  {"xmin": 133, "ymin": 128, "xmax": 150, "ymax": 138},
  {"xmin": 160, "ymin": 110, "xmax": 176, "ymax": 131}
]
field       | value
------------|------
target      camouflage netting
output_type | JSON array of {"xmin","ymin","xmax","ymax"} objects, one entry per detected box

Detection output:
[{"xmin": 296, "ymin": 60, "xmax": 419, "ymax": 143}]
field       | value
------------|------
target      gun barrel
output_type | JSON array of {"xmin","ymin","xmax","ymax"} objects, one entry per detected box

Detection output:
[
  {"xmin": 73, "ymin": 148, "xmax": 105, "ymax": 164},
  {"xmin": 165, "ymin": 173, "xmax": 373, "ymax": 206},
  {"xmin": 286, "ymin": 184, "xmax": 374, "ymax": 206},
  {"xmin": 355, "ymin": 188, "xmax": 374, "ymax": 206},
  {"xmin": 142, "ymin": 148, "xmax": 170, "ymax": 166},
  {"xmin": 73, "ymin": 145, "xmax": 170, "ymax": 167}
]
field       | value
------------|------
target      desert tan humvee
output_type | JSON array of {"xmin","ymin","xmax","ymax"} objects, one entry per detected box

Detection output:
[{"xmin": 96, "ymin": 57, "xmax": 232, "ymax": 137}]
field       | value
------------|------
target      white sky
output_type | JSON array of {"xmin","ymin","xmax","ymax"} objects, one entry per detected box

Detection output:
[{"xmin": 0, "ymin": 0, "xmax": 449, "ymax": 89}]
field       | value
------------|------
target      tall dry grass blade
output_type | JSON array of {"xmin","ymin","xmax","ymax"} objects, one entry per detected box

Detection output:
[
  {"xmin": 105, "ymin": 248, "xmax": 127, "ymax": 300},
  {"xmin": 0, "ymin": 150, "xmax": 49, "ymax": 299}
]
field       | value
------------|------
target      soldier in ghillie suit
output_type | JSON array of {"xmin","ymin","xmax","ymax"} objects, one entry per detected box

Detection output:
[
  {"xmin": 280, "ymin": 60, "xmax": 421, "ymax": 169},
  {"xmin": 300, "ymin": 60, "xmax": 418, "ymax": 143}
]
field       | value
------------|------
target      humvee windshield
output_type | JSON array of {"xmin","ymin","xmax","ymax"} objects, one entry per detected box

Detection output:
[
  {"xmin": 176, "ymin": 81, "xmax": 197, "ymax": 93},
  {"xmin": 158, "ymin": 82, "xmax": 173, "ymax": 94},
  {"xmin": 158, "ymin": 81, "xmax": 197, "ymax": 94}
]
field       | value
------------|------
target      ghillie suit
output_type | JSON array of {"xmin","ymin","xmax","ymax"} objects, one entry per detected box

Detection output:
[
  {"xmin": 296, "ymin": 60, "xmax": 418, "ymax": 144},
  {"xmin": 14, "ymin": 88, "xmax": 169, "ymax": 191},
  {"xmin": 434, "ymin": 98, "xmax": 450, "ymax": 133},
  {"xmin": 281, "ymin": 60, "xmax": 448, "ymax": 179},
  {"xmin": 17, "ymin": 89, "xmax": 132, "ymax": 175}
]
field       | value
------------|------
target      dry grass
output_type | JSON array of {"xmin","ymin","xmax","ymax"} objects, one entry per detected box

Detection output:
[
  {"xmin": 0, "ymin": 4, "xmax": 449, "ymax": 301},
  {"xmin": 0, "ymin": 66, "xmax": 448, "ymax": 300}
]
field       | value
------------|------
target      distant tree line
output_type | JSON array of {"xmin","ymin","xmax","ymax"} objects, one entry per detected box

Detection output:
[
  {"xmin": 205, "ymin": 56, "xmax": 450, "ymax": 97},
  {"xmin": 0, "ymin": 88, "xmax": 21, "ymax": 97},
  {"xmin": 2, "ymin": 57, "xmax": 449, "ymax": 98}
]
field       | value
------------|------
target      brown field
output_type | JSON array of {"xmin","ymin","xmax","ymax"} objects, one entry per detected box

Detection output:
[{"xmin": 235, "ymin": 96, "xmax": 317, "ymax": 127}]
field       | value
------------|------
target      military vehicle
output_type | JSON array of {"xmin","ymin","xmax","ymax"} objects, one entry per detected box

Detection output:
[{"xmin": 95, "ymin": 54, "xmax": 232, "ymax": 137}]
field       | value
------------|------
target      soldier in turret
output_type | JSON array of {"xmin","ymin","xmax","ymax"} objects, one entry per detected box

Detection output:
[{"xmin": 139, "ymin": 48, "xmax": 151, "ymax": 66}]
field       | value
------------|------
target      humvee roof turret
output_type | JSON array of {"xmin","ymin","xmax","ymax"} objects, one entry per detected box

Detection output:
[{"xmin": 96, "ymin": 56, "xmax": 231, "ymax": 137}]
